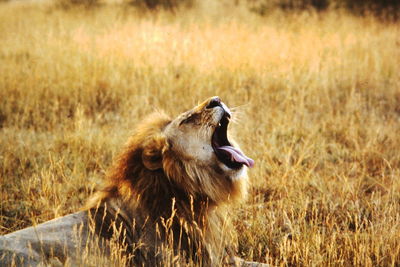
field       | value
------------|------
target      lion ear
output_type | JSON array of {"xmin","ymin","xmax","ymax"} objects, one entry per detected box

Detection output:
[{"xmin": 142, "ymin": 136, "xmax": 166, "ymax": 171}]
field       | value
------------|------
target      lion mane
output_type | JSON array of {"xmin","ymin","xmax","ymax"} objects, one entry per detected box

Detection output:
[{"xmin": 87, "ymin": 98, "xmax": 251, "ymax": 266}]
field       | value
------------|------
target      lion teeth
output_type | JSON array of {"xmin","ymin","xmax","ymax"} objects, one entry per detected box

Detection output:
[{"xmin": 218, "ymin": 123, "xmax": 221, "ymax": 127}]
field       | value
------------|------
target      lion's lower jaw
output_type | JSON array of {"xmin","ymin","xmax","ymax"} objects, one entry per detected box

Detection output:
[
  {"xmin": 210, "ymin": 167, "xmax": 249, "ymax": 203},
  {"xmin": 226, "ymin": 165, "xmax": 248, "ymax": 181}
]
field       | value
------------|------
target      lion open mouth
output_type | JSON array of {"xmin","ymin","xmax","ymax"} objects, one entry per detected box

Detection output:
[{"xmin": 212, "ymin": 113, "xmax": 254, "ymax": 169}]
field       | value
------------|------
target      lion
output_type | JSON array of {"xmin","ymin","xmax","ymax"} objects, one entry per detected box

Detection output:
[{"xmin": 0, "ymin": 97, "xmax": 265, "ymax": 266}]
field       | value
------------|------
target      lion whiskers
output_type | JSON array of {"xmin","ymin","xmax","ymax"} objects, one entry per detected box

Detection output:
[{"xmin": 229, "ymin": 106, "xmax": 247, "ymax": 125}]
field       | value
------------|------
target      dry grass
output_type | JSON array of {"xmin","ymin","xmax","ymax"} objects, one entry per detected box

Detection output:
[{"xmin": 1, "ymin": 1, "xmax": 400, "ymax": 266}]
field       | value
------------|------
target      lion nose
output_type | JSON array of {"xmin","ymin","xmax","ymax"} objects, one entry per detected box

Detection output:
[
  {"xmin": 206, "ymin": 97, "xmax": 221, "ymax": 109},
  {"xmin": 206, "ymin": 97, "xmax": 231, "ymax": 118}
]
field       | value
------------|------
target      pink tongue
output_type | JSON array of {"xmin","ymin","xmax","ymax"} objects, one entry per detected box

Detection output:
[{"xmin": 217, "ymin": 146, "xmax": 255, "ymax": 168}]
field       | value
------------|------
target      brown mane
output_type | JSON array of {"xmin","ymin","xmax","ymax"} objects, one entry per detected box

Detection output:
[{"xmin": 86, "ymin": 111, "xmax": 239, "ymax": 265}]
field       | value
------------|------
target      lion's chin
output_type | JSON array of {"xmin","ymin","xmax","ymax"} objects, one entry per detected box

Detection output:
[
  {"xmin": 218, "ymin": 162, "xmax": 248, "ymax": 182},
  {"xmin": 226, "ymin": 167, "xmax": 249, "ymax": 201}
]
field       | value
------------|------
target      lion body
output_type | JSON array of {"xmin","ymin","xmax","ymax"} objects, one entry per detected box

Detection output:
[
  {"xmin": 0, "ymin": 212, "xmax": 93, "ymax": 266},
  {"xmin": 0, "ymin": 97, "xmax": 263, "ymax": 267}
]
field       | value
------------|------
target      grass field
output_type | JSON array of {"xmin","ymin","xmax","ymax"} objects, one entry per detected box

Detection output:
[{"xmin": 1, "ymin": 1, "xmax": 400, "ymax": 266}]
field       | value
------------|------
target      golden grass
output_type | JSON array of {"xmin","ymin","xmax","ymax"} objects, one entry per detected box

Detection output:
[{"xmin": 1, "ymin": 1, "xmax": 400, "ymax": 266}]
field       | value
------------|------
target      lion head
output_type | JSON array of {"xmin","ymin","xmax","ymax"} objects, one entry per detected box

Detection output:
[
  {"xmin": 90, "ymin": 96, "xmax": 254, "ymax": 209},
  {"xmin": 138, "ymin": 96, "xmax": 254, "ymax": 205}
]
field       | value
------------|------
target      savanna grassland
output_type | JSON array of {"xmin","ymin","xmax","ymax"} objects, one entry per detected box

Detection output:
[{"xmin": 1, "ymin": 1, "xmax": 400, "ymax": 266}]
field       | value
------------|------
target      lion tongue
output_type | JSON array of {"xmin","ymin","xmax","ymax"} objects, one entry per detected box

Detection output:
[{"xmin": 217, "ymin": 146, "xmax": 255, "ymax": 168}]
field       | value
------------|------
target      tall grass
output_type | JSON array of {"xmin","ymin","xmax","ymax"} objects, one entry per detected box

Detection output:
[{"xmin": 1, "ymin": 1, "xmax": 400, "ymax": 266}]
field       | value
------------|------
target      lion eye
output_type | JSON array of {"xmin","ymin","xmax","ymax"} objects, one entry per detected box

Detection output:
[
  {"xmin": 179, "ymin": 116, "xmax": 192, "ymax": 125},
  {"xmin": 179, "ymin": 114, "xmax": 197, "ymax": 125}
]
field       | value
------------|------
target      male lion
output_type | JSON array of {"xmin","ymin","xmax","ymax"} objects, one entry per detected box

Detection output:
[{"xmin": 0, "ymin": 97, "xmax": 265, "ymax": 266}]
